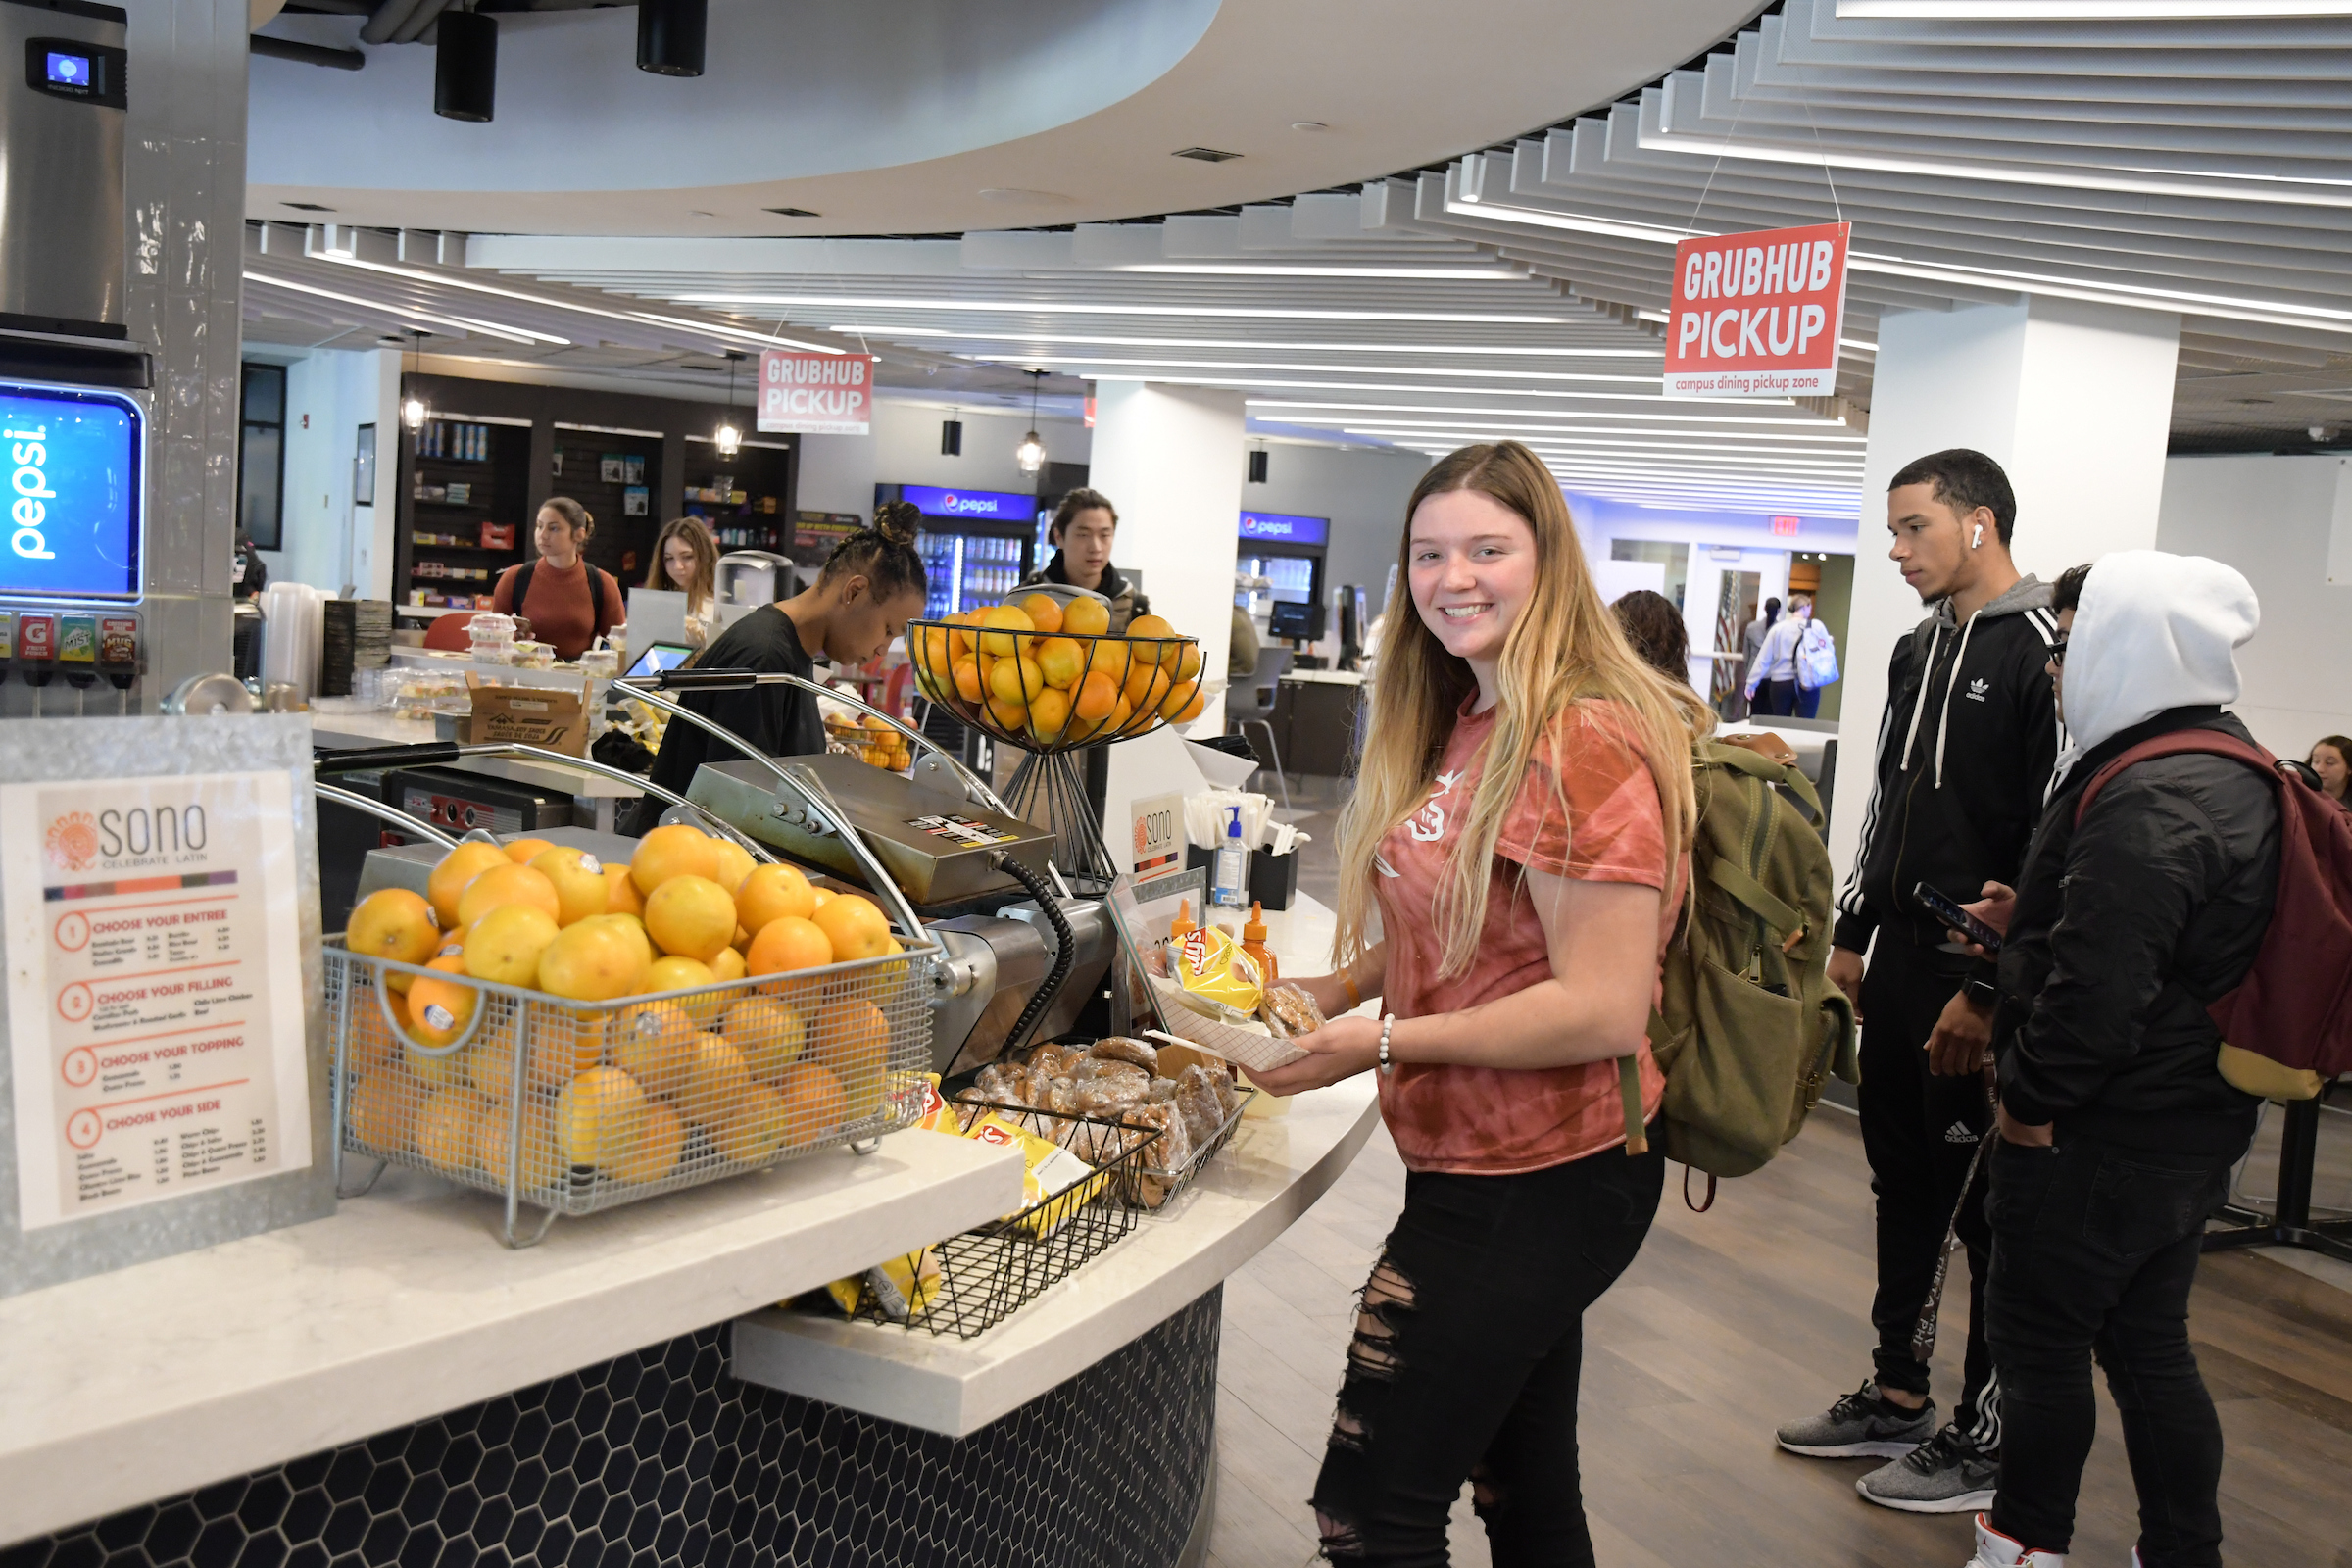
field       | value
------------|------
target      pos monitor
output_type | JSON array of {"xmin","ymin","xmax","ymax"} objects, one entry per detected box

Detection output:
[{"xmin": 1267, "ymin": 597, "xmax": 1324, "ymax": 643}]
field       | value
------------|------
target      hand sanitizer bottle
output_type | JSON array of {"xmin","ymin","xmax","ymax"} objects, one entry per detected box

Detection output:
[{"xmin": 1212, "ymin": 806, "xmax": 1250, "ymax": 909}]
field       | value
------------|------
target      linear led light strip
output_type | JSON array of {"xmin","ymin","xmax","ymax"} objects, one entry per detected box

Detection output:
[
  {"xmin": 1108, "ymin": 263, "xmax": 1527, "ymax": 278},
  {"xmin": 956, "ymin": 354, "xmax": 1658, "ymax": 385},
  {"xmin": 1446, "ymin": 192, "xmax": 2352, "ymax": 333},
  {"xmin": 679, "ymin": 293, "xmax": 1580, "ymax": 325},
  {"xmin": 1079, "ymin": 370, "xmax": 1799, "ymax": 407},
  {"xmin": 1249, "ymin": 398, "xmax": 1862, "ymax": 434},
  {"xmin": 1327, "ymin": 424, "xmax": 1865, "ymax": 456},
  {"xmin": 312, "ymin": 255, "xmax": 846, "ymax": 354},
  {"xmin": 833, "ymin": 327, "xmax": 1664, "ymax": 359},
  {"xmin": 248, "ymin": 270, "xmax": 563, "ymax": 346},
  {"xmin": 1336, "ymin": 437, "xmax": 1867, "ymax": 466},
  {"xmin": 1350, "ymin": 440, "xmax": 1864, "ymax": 473}
]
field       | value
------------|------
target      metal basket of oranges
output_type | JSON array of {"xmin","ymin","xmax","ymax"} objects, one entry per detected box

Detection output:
[
  {"xmin": 826, "ymin": 712, "xmax": 916, "ymax": 772},
  {"xmin": 905, "ymin": 599, "xmax": 1205, "ymax": 757}
]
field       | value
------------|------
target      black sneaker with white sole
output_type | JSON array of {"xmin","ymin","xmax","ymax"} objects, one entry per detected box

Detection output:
[
  {"xmin": 1776, "ymin": 1380, "xmax": 1940, "ymax": 1458},
  {"xmin": 1856, "ymin": 1423, "xmax": 2000, "ymax": 1514}
]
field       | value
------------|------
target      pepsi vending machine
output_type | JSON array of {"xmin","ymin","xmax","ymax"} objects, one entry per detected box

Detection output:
[
  {"xmin": 877, "ymin": 482, "xmax": 1041, "ymax": 619},
  {"xmin": 0, "ymin": 1, "xmax": 152, "ymax": 715}
]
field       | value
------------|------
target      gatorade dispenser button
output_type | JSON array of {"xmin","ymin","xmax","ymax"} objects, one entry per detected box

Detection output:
[
  {"xmin": 99, "ymin": 616, "xmax": 138, "ymax": 689},
  {"xmin": 59, "ymin": 614, "xmax": 97, "ymax": 687},
  {"xmin": 18, "ymin": 612, "xmax": 55, "ymax": 686}
]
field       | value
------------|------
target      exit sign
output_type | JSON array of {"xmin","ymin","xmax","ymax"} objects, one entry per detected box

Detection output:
[{"xmin": 1771, "ymin": 514, "xmax": 1802, "ymax": 537}]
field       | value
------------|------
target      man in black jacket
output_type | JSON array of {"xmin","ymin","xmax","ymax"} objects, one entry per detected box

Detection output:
[
  {"xmin": 1778, "ymin": 450, "xmax": 2063, "ymax": 1513},
  {"xmin": 1955, "ymin": 553, "xmax": 2272, "ymax": 1568}
]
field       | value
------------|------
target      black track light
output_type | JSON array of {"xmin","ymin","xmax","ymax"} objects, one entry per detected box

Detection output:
[
  {"xmin": 941, "ymin": 418, "xmax": 963, "ymax": 457},
  {"xmin": 1248, "ymin": 449, "xmax": 1269, "ymax": 484},
  {"xmin": 434, "ymin": 9, "xmax": 497, "ymax": 122},
  {"xmin": 637, "ymin": 0, "xmax": 707, "ymax": 77}
]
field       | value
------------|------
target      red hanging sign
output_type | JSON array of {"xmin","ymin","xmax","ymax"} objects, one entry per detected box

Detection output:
[
  {"xmin": 1663, "ymin": 221, "xmax": 1849, "ymax": 400},
  {"xmin": 758, "ymin": 350, "xmax": 877, "ymax": 434}
]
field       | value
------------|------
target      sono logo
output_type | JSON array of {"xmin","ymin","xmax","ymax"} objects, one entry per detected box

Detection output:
[{"xmin": 8, "ymin": 422, "xmax": 56, "ymax": 562}]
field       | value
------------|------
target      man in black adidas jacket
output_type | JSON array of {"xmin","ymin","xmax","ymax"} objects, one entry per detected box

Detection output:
[
  {"xmin": 1777, "ymin": 450, "xmax": 2062, "ymax": 1514},
  {"xmin": 1955, "ymin": 553, "xmax": 2273, "ymax": 1568}
]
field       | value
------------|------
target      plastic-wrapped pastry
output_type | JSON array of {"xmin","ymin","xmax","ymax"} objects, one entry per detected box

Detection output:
[
  {"xmin": 1148, "ymin": 1075, "xmax": 1179, "ymax": 1104},
  {"xmin": 1075, "ymin": 1076, "xmax": 1150, "ymax": 1117},
  {"xmin": 1029, "ymin": 1042, "xmax": 1087, "ymax": 1077},
  {"xmin": 1073, "ymin": 1056, "xmax": 1150, "ymax": 1091},
  {"xmin": 969, "ymin": 1062, "xmax": 1020, "ymax": 1104},
  {"xmin": 1174, "ymin": 1063, "xmax": 1228, "ymax": 1149},
  {"xmin": 1055, "ymin": 1117, "xmax": 1125, "ymax": 1166},
  {"xmin": 1131, "ymin": 1101, "xmax": 1194, "ymax": 1172},
  {"xmin": 1260, "ymin": 984, "xmax": 1328, "ymax": 1040},
  {"xmin": 1087, "ymin": 1036, "xmax": 1159, "ymax": 1075}
]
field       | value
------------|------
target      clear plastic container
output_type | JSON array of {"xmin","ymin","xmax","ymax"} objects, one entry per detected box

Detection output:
[{"xmin": 466, "ymin": 612, "xmax": 516, "ymax": 661}]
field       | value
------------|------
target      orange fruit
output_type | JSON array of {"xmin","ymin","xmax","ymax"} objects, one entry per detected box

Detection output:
[
  {"xmin": 426, "ymin": 842, "xmax": 510, "ymax": 929},
  {"xmin": 348, "ymin": 1070, "xmax": 422, "ymax": 1152},
  {"xmin": 737, "ymin": 862, "xmax": 817, "ymax": 931},
  {"xmin": 952, "ymin": 658, "xmax": 985, "ymax": 705},
  {"xmin": 710, "ymin": 945, "xmax": 747, "ymax": 983},
  {"xmin": 603, "ymin": 862, "xmax": 645, "ymax": 917},
  {"xmin": 913, "ymin": 623, "xmax": 955, "ymax": 675},
  {"xmin": 611, "ymin": 1102, "xmax": 685, "ymax": 1185},
  {"xmin": 631, "ymin": 823, "xmax": 720, "ymax": 896},
  {"xmin": 810, "ymin": 1002, "xmax": 890, "ymax": 1119},
  {"xmin": 988, "ymin": 654, "xmax": 1043, "ymax": 705},
  {"xmin": 473, "ymin": 1099, "xmax": 563, "ymax": 1189},
  {"xmin": 417, "ymin": 1090, "xmax": 483, "ymax": 1172},
  {"xmin": 530, "ymin": 847, "xmax": 612, "ymax": 926},
  {"xmin": 677, "ymin": 1034, "xmax": 753, "ymax": 1127},
  {"xmin": 1028, "ymin": 686, "xmax": 1071, "ymax": 743},
  {"xmin": 519, "ymin": 1008, "xmax": 609, "ymax": 1087},
  {"xmin": 1125, "ymin": 663, "xmax": 1172, "ymax": 714},
  {"xmin": 809, "ymin": 886, "xmax": 835, "ymax": 909},
  {"xmin": 557, "ymin": 1065, "xmax": 647, "ymax": 1168},
  {"xmin": 1126, "ymin": 613, "xmax": 1177, "ymax": 662},
  {"xmin": 536, "ymin": 917, "xmax": 653, "ymax": 1002},
  {"xmin": 773, "ymin": 1062, "xmax": 851, "ymax": 1149},
  {"xmin": 1034, "ymin": 637, "xmax": 1085, "ymax": 689},
  {"xmin": 1088, "ymin": 637, "xmax": 1129, "ymax": 686},
  {"xmin": 746, "ymin": 915, "xmax": 833, "ymax": 977},
  {"xmin": 985, "ymin": 694, "xmax": 1027, "ymax": 732},
  {"xmin": 589, "ymin": 911, "xmax": 656, "ymax": 968},
  {"xmin": 1173, "ymin": 642, "xmax": 1204, "ymax": 682},
  {"xmin": 722, "ymin": 995, "xmax": 808, "ymax": 1080},
  {"xmin": 644, "ymin": 874, "xmax": 738, "ymax": 964},
  {"xmin": 502, "ymin": 837, "xmax": 556, "ymax": 865},
  {"xmin": 1061, "ymin": 595, "xmax": 1110, "ymax": 637},
  {"xmin": 710, "ymin": 838, "xmax": 757, "ymax": 897},
  {"xmin": 645, "ymin": 955, "xmax": 720, "ymax": 1021},
  {"xmin": 1170, "ymin": 683, "xmax": 1207, "ymax": 723},
  {"xmin": 949, "ymin": 614, "xmax": 976, "ymax": 662},
  {"xmin": 975, "ymin": 604, "xmax": 1035, "ymax": 659},
  {"xmin": 1108, "ymin": 695, "xmax": 1136, "ymax": 734},
  {"xmin": 463, "ymin": 904, "xmax": 559, "ymax": 987},
  {"xmin": 713, "ymin": 1082, "xmax": 788, "ymax": 1165},
  {"xmin": 347, "ymin": 888, "xmax": 441, "ymax": 969},
  {"xmin": 349, "ymin": 987, "xmax": 399, "ymax": 1073},
  {"xmin": 613, "ymin": 1002, "xmax": 700, "ymax": 1099},
  {"xmin": 810, "ymin": 894, "xmax": 892, "ymax": 963},
  {"xmin": 1072, "ymin": 670, "xmax": 1119, "ymax": 721},
  {"xmin": 457, "ymin": 862, "xmax": 562, "ymax": 929},
  {"xmin": 406, "ymin": 956, "xmax": 481, "ymax": 1052},
  {"xmin": 1015, "ymin": 592, "xmax": 1064, "ymax": 636}
]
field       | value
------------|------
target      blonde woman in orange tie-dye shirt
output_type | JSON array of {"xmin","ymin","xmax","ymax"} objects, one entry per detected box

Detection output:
[{"xmin": 1253, "ymin": 440, "xmax": 1709, "ymax": 1567}]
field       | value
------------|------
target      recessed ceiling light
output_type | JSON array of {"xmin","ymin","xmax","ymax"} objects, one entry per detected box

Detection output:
[
  {"xmin": 763, "ymin": 206, "xmax": 820, "ymax": 218},
  {"xmin": 282, "ymin": 201, "xmax": 334, "ymax": 212},
  {"xmin": 977, "ymin": 188, "xmax": 1074, "ymax": 205},
  {"xmin": 1172, "ymin": 147, "xmax": 1241, "ymax": 163}
]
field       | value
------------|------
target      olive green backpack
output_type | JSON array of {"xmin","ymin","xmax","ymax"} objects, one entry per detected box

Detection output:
[{"xmin": 1617, "ymin": 733, "xmax": 1858, "ymax": 1197}]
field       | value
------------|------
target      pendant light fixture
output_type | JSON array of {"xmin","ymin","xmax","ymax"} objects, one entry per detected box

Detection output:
[
  {"xmin": 433, "ymin": 5, "xmax": 498, "ymax": 122},
  {"xmin": 712, "ymin": 350, "xmax": 743, "ymax": 458},
  {"xmin": 1013, "ymin": 369, "xmax": 1048, "ymax": 476},
  {"xmin": 637, "ymin": 0, "xmax": 707, "ymax": 77},
  {"xmin": 401, "ymin": 331, "xmax": 428, "ymax": 432}
]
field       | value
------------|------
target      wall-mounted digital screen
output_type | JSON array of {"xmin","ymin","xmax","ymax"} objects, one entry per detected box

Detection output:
[
  {"xmin": 1239, "ymin": 510, "xmax": 1329, "ymax": 547},
  {"xmin": 889, "ymin": 484, "xmax": 1040, "ymax": 523},
  {"xmin": 44, "ymin": 50, "xmax": 90, "ymax": 87},
  {"xmin": 0, "ymin": 385, "xmax": 141, "ymax": 601}
]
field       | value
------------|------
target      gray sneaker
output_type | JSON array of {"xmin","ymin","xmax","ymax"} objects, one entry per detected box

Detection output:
[
  {"xmin": 1856, "ymin": 1424, "xmax": 1999, "ymax": 1514},
  {"xmin": 1776, "ymin": 1380, "xmax": 1939, "ymax": 1458}
]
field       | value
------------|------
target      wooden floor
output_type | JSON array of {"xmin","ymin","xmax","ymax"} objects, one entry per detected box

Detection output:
[{"xmin": 1206, "ymin": 1105, "xmax": 2352, "ymax": 1568}]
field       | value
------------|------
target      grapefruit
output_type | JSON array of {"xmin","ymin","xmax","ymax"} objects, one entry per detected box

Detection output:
[
  {"xmin": 710, "ymin": 946, "xmax": 748, "ymax": 983},
  {"xmin": 811, "ymin": 895, "xmax": 892, "ymax": 963},
  {"xmin": 677, "ymin": 1034, "xmax": 753, "ymax": 1127},
  {"xmin": 988, "ymin": 654, "xmax": 1044, "ymax": 705},
  {"xmin": 611, "ymin": 1102, "xmax": 686, "ymax": 1185},
  {"xmin": 810, "ymin": 1003, "xmax": 890, "ymax": 1119},
  {"xmin": 631, "ymin": 822, "xmax": 720, "ymax": 896},
  {"xmin": 346, "ymin": 888, "xmax": 440, "ymax": 969},
  {"xmin": 1087, "ymin": 637, "xmax": 1129, "ymax": 686},
  {"xmin": 530, "ymin": 847, "xmax": 612, "ymax": 926},
  {"xmin": 417, "ymin": 1090, "xmax": 483, "ymax": 1172},
  {"xmin": 502, "ymin": 836, "xmax": 556, "ymax": 865},
  {"xmin": 736, "ymin": 862, "xmax": 817, "ymax": 931},
  {"xmin": 473, "ymin": 1100, "xmax": 564, "ymax": 1190},
  {"xmin": 537, "ymin": 917, "xmax": 652, "ymax": 1003},
  {"xmin": 644, "ymin": 874, "xmax": 737, "ymax": 963},
  {"xmin": 612, "ymin": 1002, "xmax": 699, "ymax": 1097},
  {"xmin": 985, "ymin": 694, "xmax": 1027, "ymax": 732},
  {"xmin": 463, "ymin": 904, "xmax": 559, "ymax": 988},
  {"xmin": 774, "ymin": 1062, "xmax": 851, "ymax": 1148},
  {"xmin": 603, "ymin": 862, "xmax": 645, "ymax": 916},
  {"xmin": 645, "ymin": 955, "xmax": 720, "ymax": 1022},
  {"xmin": 348, "ymin": 1070, "xmax": 422, "ymax": 1152},
  {"xmin": 1035, "ymin": 637, "xmax": 1085, "ymax": 690},
  {"xmin": 746, "ymin": 915, "xmax": 832, "ymax": 977},
  {"xmin": 426, "ymin": 842, "xmax": 510, "ymax": 928},
  {"xmin": 710, "ymin": 837, "xmax": 758, "ymax": 897},
  {"xmin": 713, "ymin": 1083, "xmax": 788, "ymax": 1166},
  {"xmin": 722, "ymin": 996, "xmax": 808, "ymax": 1081},
  {"xmin": 457, "ymin": 863, "xmax": 562, "ymax": 929},
  {"xmin": 557, "ymin": 1065, "xmax": 647, "ymax": 1168}
]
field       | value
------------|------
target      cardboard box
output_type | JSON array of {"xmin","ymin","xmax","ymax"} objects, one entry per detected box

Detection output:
[{"xmin": 462, "ymin": 673, "xmax": 590, "ymax": 755}]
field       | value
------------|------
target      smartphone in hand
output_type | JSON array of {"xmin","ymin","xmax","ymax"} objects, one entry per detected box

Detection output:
[{"xmin": 1913, "ymin": 881, "xmax": 2004, "ymax": 956}]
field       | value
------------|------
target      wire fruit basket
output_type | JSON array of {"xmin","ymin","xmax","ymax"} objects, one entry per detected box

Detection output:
[
  {"xmin": 906, "ymin": 616, "xmax": 1203, "ymax": 889},
  {"xmin": 326, "ymin": 935, "xmax": 935, "ymax": 1247},
  {"xmin": 842, "ymin": 1101, "xmax": 1161, "ymax": 1340}
]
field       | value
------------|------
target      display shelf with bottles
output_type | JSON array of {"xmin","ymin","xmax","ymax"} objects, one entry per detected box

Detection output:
[
  {"xmin": 679, "ymin": 438, "xmax": 793, "ymax": 553},
  {"xmin": 396, "ymin": 412, "xmax": 532, "ymax": 611}
]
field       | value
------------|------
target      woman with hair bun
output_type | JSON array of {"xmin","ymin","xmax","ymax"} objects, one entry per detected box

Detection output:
[
  {"xmin": 491, "ymin": 497, "xmax": 627, "ymax": 662},
  {"xmin": 629, "ymin": 502, "xmax": 930, "ymax": 834}
]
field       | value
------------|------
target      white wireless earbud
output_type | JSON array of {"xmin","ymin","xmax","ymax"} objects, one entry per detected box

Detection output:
[{"xmin": 1972, "ymin": 523, "xmax": 1984, "ymax": 549}]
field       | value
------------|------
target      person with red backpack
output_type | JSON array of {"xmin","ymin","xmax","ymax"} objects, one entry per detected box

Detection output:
[{"xmin": 1953, "ymin": 551, "xmax": 2278, "ymax": 1568}]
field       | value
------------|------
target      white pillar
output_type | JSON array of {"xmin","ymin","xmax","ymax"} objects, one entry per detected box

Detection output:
[
  {"xmin": 1086, "ymin": 380, "xmax": 1247, "ymax": 839},
  {"xmin": 1826, "ymin": 295, "xmax": 2180, "ymax": 885}
]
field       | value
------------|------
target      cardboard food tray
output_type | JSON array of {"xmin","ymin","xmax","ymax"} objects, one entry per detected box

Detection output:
[{"xmin": 1144, "ymin": 974, "xmax": 1308, "ymax": 1072}]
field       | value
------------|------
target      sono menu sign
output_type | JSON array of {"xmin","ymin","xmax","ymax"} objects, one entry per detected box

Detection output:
[
  {"xmin": 1663, "ymin": 221, "xmax": 1850, "ymax": 400},
  {"xmin": 759, "ymin": 350, "xmax": 880, "ymax": 435}
]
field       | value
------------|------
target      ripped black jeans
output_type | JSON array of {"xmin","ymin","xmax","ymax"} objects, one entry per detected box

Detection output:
[{"xmin": 1312, "ymin": 1130, "xmax": 1663, "ymax": 1566}]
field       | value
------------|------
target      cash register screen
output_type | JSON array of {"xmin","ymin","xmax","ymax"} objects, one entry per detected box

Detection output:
[{"xmin": 0, "ymin": 385, "xmax": 141, "ymax": 600}]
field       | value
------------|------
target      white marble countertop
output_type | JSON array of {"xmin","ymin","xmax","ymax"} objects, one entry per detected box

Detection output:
[
  {"xmin": 729, "ymin": 892, "xmax": 1386, "ymax": 1438},
  {"xmin": 310, "ymin": 714, "xmax": 646, "ymax": 801},
  {"xmin": 0, "ymin": 1133, "xmax": 1023, "ymax": 1544}
]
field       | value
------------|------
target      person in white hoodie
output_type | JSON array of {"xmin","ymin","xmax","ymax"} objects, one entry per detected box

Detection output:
[{"xmin": 1943, "ymin": 552, "xmax": 2276, "ymax": 1568}]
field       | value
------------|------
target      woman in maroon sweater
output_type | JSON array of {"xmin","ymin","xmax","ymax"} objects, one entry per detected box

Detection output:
[{"xmin": 491, "ymin": 497, "xmax": 627, "ymax": 661}]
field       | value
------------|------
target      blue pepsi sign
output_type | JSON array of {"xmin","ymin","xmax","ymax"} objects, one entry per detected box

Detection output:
[
  {"xmin": 1239, "ymin": 510, "xmax": 1328, "ymax": 547},
  {"xmin": 1, "ymin": 386, "xmax": 141, "ymax": 600},
  {"xmin": 895, "ymin": 484, "xmax": 1040, "ymax": 523}
]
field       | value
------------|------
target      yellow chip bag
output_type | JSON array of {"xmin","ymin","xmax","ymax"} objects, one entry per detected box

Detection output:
[
  {"xmin": 823, "ymin": 1248, "xmax": 942, "ymax": 1323},
  {"xmin": 965, "ymin": 1111, "xmax": 1106, "ymax": 1238},
  {"xmin": 906, "ymin": 1072, "xmax": 965, "ymax": 1136},
  {"xmin": 1171, "ymin": 924, "xmax": 1264, "ymax": 1024}
]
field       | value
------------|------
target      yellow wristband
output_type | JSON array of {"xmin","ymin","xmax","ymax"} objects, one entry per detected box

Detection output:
[{"xmin": 1341, "ymin": 970, "xmax": 1363, "ymax": 1011}]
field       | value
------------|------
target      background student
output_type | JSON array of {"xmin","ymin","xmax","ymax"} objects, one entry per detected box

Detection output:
[
  {"xmin": 1777, "ymin": 449, "xmax": 2062, "ymax": 1516},
  {"xmin": 645, "ymin": 516, "xmax": 720, "ymax": 647},
  {"xmin": 1020, "ymin": 487, "xmax": 1149, "ymax": 632},
  {"xmin": 1744, "ymin": 591, "xmax": 1814, "ymax": 717},
  {"xmin": 1252, "ymin": 440, "xmax": 1707, "ymax": 1564},
  {"xmin": 491, "ymin": 497, "xmax": 627, "ymax": 662},
  {"xmin": 2308, "ymin": 734, "xmax": 2350, "ymax": 811}
]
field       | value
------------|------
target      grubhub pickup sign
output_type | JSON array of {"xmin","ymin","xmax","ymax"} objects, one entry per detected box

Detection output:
[{"xmin": 1663, "ymin": 221, "xmax": 1849, "ymax": 400}]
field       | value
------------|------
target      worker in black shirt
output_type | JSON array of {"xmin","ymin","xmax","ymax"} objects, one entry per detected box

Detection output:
[{"xmin": 627, "ymin": 505, "xmax": 928, "ymax": 834}]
